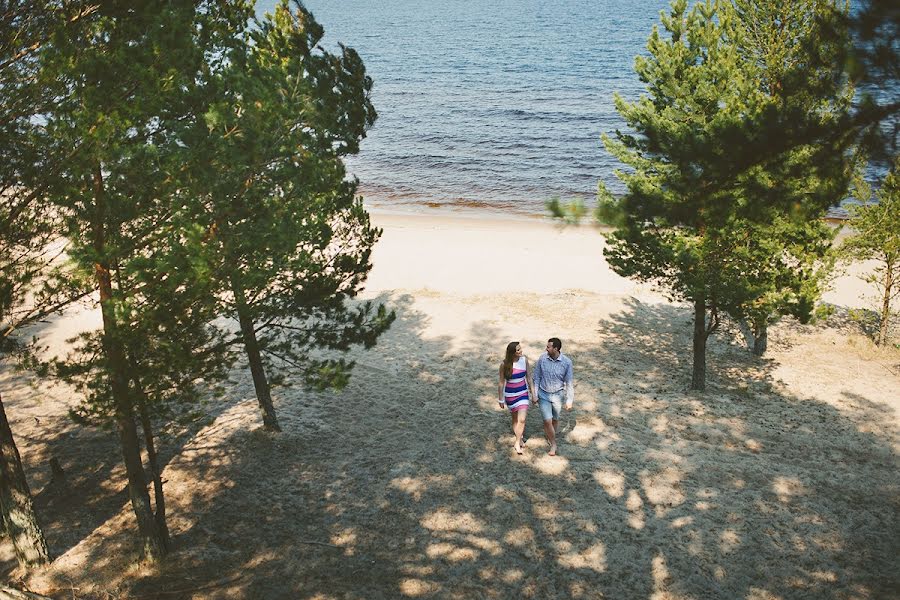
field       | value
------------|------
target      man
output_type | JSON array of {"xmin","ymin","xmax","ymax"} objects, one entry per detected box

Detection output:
[{"xmin": 531, "ymin": 337, "xmax": 574, "ymax": 456}]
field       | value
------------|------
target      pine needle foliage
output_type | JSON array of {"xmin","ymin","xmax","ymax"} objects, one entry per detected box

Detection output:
[
  {"xmin": 186, "ymin": 0, "xmax": 395, "ymax": 431},
  {"xmin": 840, "ymin": 156, "xmax": 900, "ymax": 346},
  {"xmin": 597, "ymin": 0, "xmax": 852, "ymax": 388},
  {"xmin": 32, "ymin": 0, "xmax": 254, "ymax": 560}
]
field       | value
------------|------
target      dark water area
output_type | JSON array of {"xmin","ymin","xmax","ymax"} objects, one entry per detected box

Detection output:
[{"xmin": 254, "ymin": 0, "xmax": 863, "ymax": 218}]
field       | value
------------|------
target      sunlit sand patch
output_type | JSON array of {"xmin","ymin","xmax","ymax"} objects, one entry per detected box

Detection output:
[
  {"xmin": 745, "ymin": 588, "xmax": 781, "ymax": 600},
  {"xmin": 531, "ymin": 454, "xmax": 569, "ymax": 475},
  {"xmin": 464, "ymin": 534, "xmax": 502, "ymax": 555},
  {"xmin": 501, "ymin": 569, "xmax": 524, "ymax": 583},
  {"xmin": 493, "ymin": 486, "xmax": 517, "ymax": 501},
  {"xmin": 421, "ymin": 509, "xmax": 484, "ymax": 533},
  {"xmin": 502, "ymin": 526, "xmax": 535, "ymax": 547},
  {"xmin": 651, "ymin": 414, "xmax": 670, "ymax": 433},
  {"xmin": 389, "ymin": 475, "xmax": 454, "ymax": 501},
  {"xmin": 772, "ymin": 476, "xmax": 807, "ymax": 502},
  {"xmin": 592, "ymin": 467, "xmax": 625, "ymax": 498},
  {"xmin": 650, "ymin": 553, "xmax": 673, "ymax": 597},
  {"xmin": 809, "ymin": 570, "xmax": 838, "ymax": 582},
  {"xmin": 399, "ymin": 578, "xmax": 435, "ymax": 597},
  {"xmin": 640, "ymin": 466, "xmax": 685, "ymax": 507},
  {"xmin": 566, "ymin": 416, "xmax": 606, "ymax": 444},
  {"xmin": 426, "ymin": 542, "xmax": 477, "ymax": 562},
  {"xmin": 626, "ymin": 489, "xmax": 645, "ymax": 529},
  {"xmin": 401, "ymin": 565, "xmax": 435, "ymax": 577},
  {"xmin": 568, "ymin": 581, "xmax": 592, "ymax": 598},
  {"xmin": 686, "ymin": 529, "xmax": 703, "ymax": 556},
  {"xmin": 744, "ymin": 438, "xmax": 763, "ymax": 452},
  {"xmin": 554, "ymin": 540, "xmax": 607, "ymax": 572},
  {"xmin": 811, "ymin": 532, "xmax": 843, "ymax": 552},
  {"xmin": 670, "ymin": 516, "xmax": 693, "ymax": 529},
  {"xmin": 330, "ymin": 528, "xmax": 357, "ymax": 556},
  {"xmin": 719, "ymin": 528, "xmax": 740, "ymax": 553}
]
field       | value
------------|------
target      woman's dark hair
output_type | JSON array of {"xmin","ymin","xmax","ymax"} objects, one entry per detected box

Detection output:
[{"xmin": 502, "ymin": 341, "xmax": 519, "ymax": 379}]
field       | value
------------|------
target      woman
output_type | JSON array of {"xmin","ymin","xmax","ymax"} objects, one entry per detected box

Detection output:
[{"xmin": 498, "ymin": 341, "xmax": 534, "ymax": 455}]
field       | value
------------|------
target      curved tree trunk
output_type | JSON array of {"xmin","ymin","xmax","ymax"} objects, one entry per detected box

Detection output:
[
  {"xmin": 0, "ymin": 393, "xmax": 50, "ymax": 568},
  {"xmin": 231, "ymin": 277, "xmax": 280, "ymax": 432}
]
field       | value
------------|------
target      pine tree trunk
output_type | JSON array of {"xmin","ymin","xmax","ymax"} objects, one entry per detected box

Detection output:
[
  {"xmin": 752, "ymin": 320, "xmax": 768, "ymax": 356},
  {"xmin": 93, "ymin": 164, "xmax": 166, "ymax": 561},
  {"xmin": 877, "ymin": 261, "xmax": 894, "ymax": 346},
  {"xmin": 0, "ymin": 393, "xmax": 50, "ymax": 568},
  {"xmin": 691, "ymin": 297, "xmax": 707, "ymax": 391},
  {"xmin": 736, "ymin": 317, "xmax": 768, "ymax": 356},
  {"xmin": 231, "ymin": 277, "xmax": 280, "ymax": 432},
  {"xmin": 134, "ymin": 381, "xmax": 170, "ymax": 552}
]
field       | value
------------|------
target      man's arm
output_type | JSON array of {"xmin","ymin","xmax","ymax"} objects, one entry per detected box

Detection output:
[
  {"xmin": 564, "ymin": 358, "xmax": 574, "ymax": 409},
  {"xmin": 532, "ymin": 355, "xmax": 542, "ymax": 398}
]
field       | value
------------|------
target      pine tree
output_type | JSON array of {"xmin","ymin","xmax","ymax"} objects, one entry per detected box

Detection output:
[
  {"xmin": 34, "ymin": 0, "xmax": 252, "ymax": 560},
  {"xmin": 715, "ymin": 0, "xmax": 852, "ymax": 355},
  {"xmin": 187, "ymin": 0, "xmax": 394, "ymax": 431},
  {"xmin": 0, "ymin": 0, "xmax": 96, "ymax": 569},
  {"xmin": 598, "ymin": 0, "xmax": 761, "ymax": 389},
  {"xmin": 840, "ymin": 157, "xmax": 900, "ymax": 346},
  {"xmin": 597, "ymin": 0, "xmax": 851, "ymax": 388}
]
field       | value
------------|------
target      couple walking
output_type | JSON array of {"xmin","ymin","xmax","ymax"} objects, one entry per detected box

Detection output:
[{"xmin": 498, "ymin": 337, "xmax": 574, "ymax": 456}]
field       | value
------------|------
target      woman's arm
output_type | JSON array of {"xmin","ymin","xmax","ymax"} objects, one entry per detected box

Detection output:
[
  {"xmin": 526, "ymin": 357, "xmax": 536, "ymax": 404},
  {"xmin": 498, "ymin": 363, "xmax": 506, "ymax": 407}
]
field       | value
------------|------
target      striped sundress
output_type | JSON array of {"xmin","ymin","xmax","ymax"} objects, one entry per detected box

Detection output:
[{"xmin": 503, "ymin": 356, "xmax": 530, "ymax": 412}]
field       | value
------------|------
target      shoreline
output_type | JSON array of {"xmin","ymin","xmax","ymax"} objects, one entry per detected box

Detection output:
[{"xmin": 361, "ymin": 194, "xmax": 852, "ymax": 224}]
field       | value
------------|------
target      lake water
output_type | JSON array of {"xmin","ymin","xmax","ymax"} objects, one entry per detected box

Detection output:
[{"xmin": 254, "ymin": 0, "xmax": 671, "ymax": 215}]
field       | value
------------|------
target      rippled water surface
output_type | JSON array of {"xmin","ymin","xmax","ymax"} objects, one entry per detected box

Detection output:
[{"xmin": 255, "ymin": 0, "xmax": 675, "ymax": 214}]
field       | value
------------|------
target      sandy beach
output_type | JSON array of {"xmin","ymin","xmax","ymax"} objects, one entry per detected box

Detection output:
[{"xmin": 2, "ymin": 209, "xmax": 898, "ymax": 599}]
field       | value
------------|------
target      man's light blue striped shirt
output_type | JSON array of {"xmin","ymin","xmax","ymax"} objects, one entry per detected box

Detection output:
[{"xmin": 533, "ymin": 352, "xmax": 574, "ymax": 403}]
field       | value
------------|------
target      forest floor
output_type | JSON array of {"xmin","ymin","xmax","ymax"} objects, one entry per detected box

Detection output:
[{"xmin": 1, "ymin": 211, "xmax": 898, "ymax": 599}]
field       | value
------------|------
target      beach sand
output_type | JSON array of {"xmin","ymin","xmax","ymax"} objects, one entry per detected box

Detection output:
[{"xmin": 2, "ymin": 209, "xmax": 898, "ymax": 599}]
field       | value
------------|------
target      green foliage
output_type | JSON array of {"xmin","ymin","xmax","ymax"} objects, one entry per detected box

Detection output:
[
  {"xmin": 0, "ymin": 2, "xmax": 92, "ymax": 357},
  {"xmin": 546, "ymin": 197, "xmax": 587, "ymax": 225},
  {"xmin": 597, "ymin": 0, "xmax": 851, "ymax": 383},
  {"xmin": 31, "ymin": 1, "xmax": 253, "ymax": 427},
  {"xmin": 188, "ymin": 0, "xmax": 395, "ymax": 397},
  {"xmin": 839, "ymin": 156, "xmax": 900, "ymax": 344}
]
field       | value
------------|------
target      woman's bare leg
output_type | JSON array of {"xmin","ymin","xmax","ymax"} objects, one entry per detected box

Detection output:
[{"xmin": 513, "ymin": 410, "xmax": 527, "ymax": 453}]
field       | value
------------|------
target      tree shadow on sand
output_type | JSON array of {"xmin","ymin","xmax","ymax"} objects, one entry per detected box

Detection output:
[{"xmin": 25, "ymin": 294, "xmax": 900, "ymax": 599}]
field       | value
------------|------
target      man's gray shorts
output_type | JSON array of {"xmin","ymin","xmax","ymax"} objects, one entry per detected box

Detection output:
[{"xmin": 538, "ymin": 388, "xmax": 564, "ymax": 422}]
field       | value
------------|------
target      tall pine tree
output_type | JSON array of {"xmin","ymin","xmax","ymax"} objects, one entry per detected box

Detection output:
[
  {"xmin": 35, "ymin": 0, "xmax": 251, "ymax": 560},
  {"xmin": 0, "ymin": 0, "xmax": 97, "ymax": 569},
  {"xmin": 840, "ymin": 156, "xmax": 900, "ymax": 346},
  {"xmin": 597, "ymin": 0, "xmax": 851, "ymax": 388},
  {"xmin": 187, "ymin": 0, "xmax": 394, "ymax": 431},
  {"xmin": 714, "ymin": 0, "xmax": 852, "ymax": 354}
]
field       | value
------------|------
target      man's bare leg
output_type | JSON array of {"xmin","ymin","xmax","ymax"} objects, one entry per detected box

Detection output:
[{"xmin": 543, "ymin": 419, "xmax": 556, "ymax": 456}]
